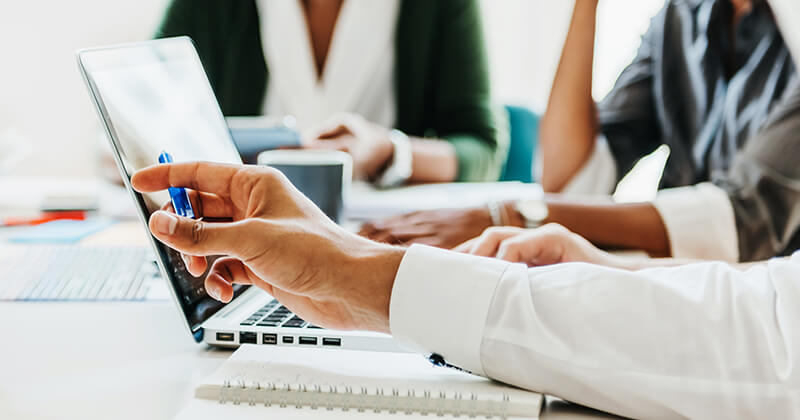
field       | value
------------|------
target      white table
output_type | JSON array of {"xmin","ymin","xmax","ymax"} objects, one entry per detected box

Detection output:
[{"xmin": 0, "ymin": 301, "xmax": 620, "ymax": 420}]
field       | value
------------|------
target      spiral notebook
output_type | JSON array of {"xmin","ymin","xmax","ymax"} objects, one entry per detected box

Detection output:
[{"xmin": 175, "ymin": 345, "xmax": 542, "ymax": 419}]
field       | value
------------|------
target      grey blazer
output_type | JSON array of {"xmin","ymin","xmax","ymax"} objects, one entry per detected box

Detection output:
[{"xmin": 598, "ymin": 0, "xmax": 800, "ymax": 260}]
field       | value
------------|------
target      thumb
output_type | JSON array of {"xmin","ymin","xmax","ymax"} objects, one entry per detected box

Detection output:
[{"xmin": 148, "ymin": 210, "xmax": 249, "ymax": 258}]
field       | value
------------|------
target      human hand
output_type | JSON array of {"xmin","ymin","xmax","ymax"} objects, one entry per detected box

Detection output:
[
  {"xmin": 131, "ymin": 162, "xmax": 404, "ymax": 333},
  {"xmin": 454, "ymin": 224, "xmax": 623, "ymax": 268},
  {"xmin": 359, "ymin": 206, "xmax": 494, "ymax": 249},
  {"xmin": 304, "ymin": 113, "xmax": 394, "ymax": 180}
]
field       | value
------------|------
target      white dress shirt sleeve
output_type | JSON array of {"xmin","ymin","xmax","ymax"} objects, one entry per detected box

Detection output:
[
  {"xmin": 390, "ymin": 245, "xmax": 800, "ymax": 420},
  {"xmin": 652, "ymin": 182, "xmax": 740, "ymax": 262}
]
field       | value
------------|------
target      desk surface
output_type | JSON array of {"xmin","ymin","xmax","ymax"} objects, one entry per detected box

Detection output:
[{"xmin": 0, "ymin": 301, "xmax": 620, "ymax": 420}]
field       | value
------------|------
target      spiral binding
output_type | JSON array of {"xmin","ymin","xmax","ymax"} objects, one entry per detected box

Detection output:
[{"xmin": 217, "ymin": 381, "xmax": 513, "ymax": 419}]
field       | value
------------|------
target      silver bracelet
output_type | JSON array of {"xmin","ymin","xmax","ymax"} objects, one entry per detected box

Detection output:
[
  {"xmin": 374, "ymin": 130, "xmax": 412, "ymax": 189},
  {"xmin": 487, "ymin": 201, "xmax": 504, "ymax": 226}
]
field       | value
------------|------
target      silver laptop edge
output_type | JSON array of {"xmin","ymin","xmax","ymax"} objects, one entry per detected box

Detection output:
[{"xmin": 77, "ymin": 37, "xmax": 404, "ymax": 352}]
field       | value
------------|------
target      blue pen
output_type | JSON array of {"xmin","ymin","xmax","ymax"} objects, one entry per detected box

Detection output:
[{"xmin": 158, "ymin": 151, "xmax": 196, "ymax": 219}]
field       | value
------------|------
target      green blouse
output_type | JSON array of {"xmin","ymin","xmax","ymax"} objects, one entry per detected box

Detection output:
[{"xmin": 155, "ymin": 0, "xmax": 502, "ymax": 181}]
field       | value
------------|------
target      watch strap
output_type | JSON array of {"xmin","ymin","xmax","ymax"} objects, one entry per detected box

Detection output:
[{"xmin": 374, "ymin": 129, "xmax": 412, "ymax": 188}]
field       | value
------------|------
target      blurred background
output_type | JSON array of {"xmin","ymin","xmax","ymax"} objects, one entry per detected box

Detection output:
[{"xmin": 0, "ymin": 0, "xmax": 665, "ymax": 178}]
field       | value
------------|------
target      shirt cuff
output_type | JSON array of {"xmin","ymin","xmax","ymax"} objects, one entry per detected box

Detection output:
[
  {"xmin": 560, "ymin": 135, "xmax": 618, "ymax": 195},
  {"xmin": 652, "ymin": 182, "xmax": 739, "ymax": 262},
  {"xmin": 389, "ymin": 244, "xmax": 509, "ymax": 376}
]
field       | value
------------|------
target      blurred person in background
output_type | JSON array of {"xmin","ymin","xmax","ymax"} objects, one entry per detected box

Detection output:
[
  {"xmin": 362, "ymin": 0, "xmax": 800, "ymax": 263},
  {"xmin": 154, "ymin": 0, "xmax": 505, "ymax": 186}
]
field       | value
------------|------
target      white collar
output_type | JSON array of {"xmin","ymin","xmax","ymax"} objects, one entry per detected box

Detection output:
[
  {"xmin": 769, "ymin": 0, "xmax": 800, "ymax": 68},
  {"xmin": 257, "ymin": 0, "xmax": 399, "ymax": 129}
]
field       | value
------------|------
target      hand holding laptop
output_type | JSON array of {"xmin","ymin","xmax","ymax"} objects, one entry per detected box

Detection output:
[{"xmin": 131, "ymin": 161, "xmax": 405, "ymax": 334}]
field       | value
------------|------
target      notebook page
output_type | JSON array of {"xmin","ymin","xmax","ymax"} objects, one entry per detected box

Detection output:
[{"xmin": 194, "ymin": 345, "xmax": 542, "ymax": 418}]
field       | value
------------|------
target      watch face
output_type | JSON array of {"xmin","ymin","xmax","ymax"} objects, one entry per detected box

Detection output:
[{"xmin": 517, "ymin": 200, "xmax": 548, "ymax": 223}]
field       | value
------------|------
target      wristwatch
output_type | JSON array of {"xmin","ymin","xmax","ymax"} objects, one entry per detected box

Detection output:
[
  {"xmin": 514, "ymin": 199, "xmax": 549, "ymax": 229},
  {"xmin": 374, "ymin": 129, "xmax": 413, "ymax": 188}
]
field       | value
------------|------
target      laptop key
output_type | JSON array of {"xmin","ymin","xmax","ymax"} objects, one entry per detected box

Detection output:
[{"xmin": 283, "ymin": 316, "xmax": 306, "ymax": 328}]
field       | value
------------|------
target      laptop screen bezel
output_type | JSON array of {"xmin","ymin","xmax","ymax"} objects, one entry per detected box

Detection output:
[{"xmin": 76, "ymin": 36, "xmax": 250, "ymax": 341}]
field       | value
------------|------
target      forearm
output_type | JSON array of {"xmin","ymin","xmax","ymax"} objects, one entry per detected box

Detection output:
[
  {"xmin": 539, "ymin": 0, "xmax": 600, "ymax": 192},
  {"xmin": 389, "ymin": 245, "xmax": 800, "ymax": 419},
  {"xmin": 407, "ymin": 137, "xmax": 458, "ymax": 183},
  {"xmin": 504, "ymin": 196, "xmax": 671, "ymax": 257}
]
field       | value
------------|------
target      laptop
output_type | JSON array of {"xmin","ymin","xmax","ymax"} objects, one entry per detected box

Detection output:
[{"xmin": 77, "ymin": 36, "xmax": 404, "ymax": 351}]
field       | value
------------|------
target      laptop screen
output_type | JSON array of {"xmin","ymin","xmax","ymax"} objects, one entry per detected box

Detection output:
[{"xmin": 78, "ymin": 37, "xmax": 249, "ymax": 338}]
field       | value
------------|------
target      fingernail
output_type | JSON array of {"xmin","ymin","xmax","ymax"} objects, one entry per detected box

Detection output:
[
  {"xmin": 181, "ymin": 254, "xmax": 190, "ymax": 269},
  {"xmin": 207, "ymin": 284, "xmax": 220, "ymax": 300},
  {"xmin": 154, "ymin": 211, "xmax": 178, "ymax": 235}
]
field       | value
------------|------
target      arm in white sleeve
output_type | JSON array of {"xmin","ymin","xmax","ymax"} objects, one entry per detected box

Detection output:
[
  {"xmin": 390, "ymin": 245, "xmax": 800, "ymax": 420},
  {"xmin": 652, "ymin": 182, "xmax": 740, "ymax": 262}
]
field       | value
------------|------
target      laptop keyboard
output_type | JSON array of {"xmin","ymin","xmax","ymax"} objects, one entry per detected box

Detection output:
[
  {"xmin": 0, "ymin": 245, "xmax": 160, "ymax": 301},
  {"xmin": 240, "ymin": 299, "xmax": 322, "ymax": 329}
]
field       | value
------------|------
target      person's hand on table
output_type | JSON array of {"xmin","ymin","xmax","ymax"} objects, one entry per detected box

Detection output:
[
  {"xmin": 304, "ymin": 113, "xmax": 394, "ymax": 180},
  {"xmin": 359, "ymin": 206, "xmax": 494, "ymax": 248},
  {"xmin": 455, "ymin": 224, "xmax": 626, "ymax": 268},
  {"xmin": 131, "ymin": 162, "xmax": 405, "ymax": 333}
]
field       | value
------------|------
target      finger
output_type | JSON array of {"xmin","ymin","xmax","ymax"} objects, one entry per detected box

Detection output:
[
  {"xmin": 182, "ymin": 253, "xmax": 208, "ymax": 277},
  {"xmin": 453, "ymin": 238, "xmax": 477, "ymax": 253},
  {"xmin": 496, "ymin": 239, "xmax": 526, "ymax": 263},
  {"xmin": 315, "ymin": 124, "xmax": 351, "ymax": 140},
  {"xmin": 367, "ymin": 230, "xmax": 400, "ymax": 245},
  {"xmin": 160, "ymin": 190, "xmax": 231, "ymax": 220},
  {"xmin": 132, "ymin": 161, "xmax": 249, "ymax": 198},
  {"xmin": 148, "ymin": 210, "xmax": 254, "ymax": 258},
  {"xmin": 496, "ymin": 227, "xmax": 565, "ymax": 266},
  {"xmin": 312, "ymin": 113, "xmax": 359, "ymax": 136},
  {"xmin": 357, "ymin": 222, "xmax": 378, "ymax": 238},
  {"xmin": 360, "ymin": 213, "xmax": 418, "ymax": 231},
  {"xmin": 204, "ymin": 272, "xmax": 232, "ymax": 302},
  {"xmin": 188, "ymin": 190, "xmax": 233, "ymax": 219},
  {"xmin": 302, "ymin": 117, "xmax": 353, "ymax": 144},
  {"xmin": 304, "ymin": 138, "xmax": 350, "ymax": 153},
  {"xmin": 469, "ymin": 228, "xmax": 523, "ymax": 257},
  {"xmin": 376, "ymin": 225, "xmax": 438, "ymax": 241},
  {"xmin": 206, "ymin": 257, "xmax": 256, "ymax": 302},
  {"xmin": 162, "ymin": 202, "xmax": 207, "ymax": 276}
]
